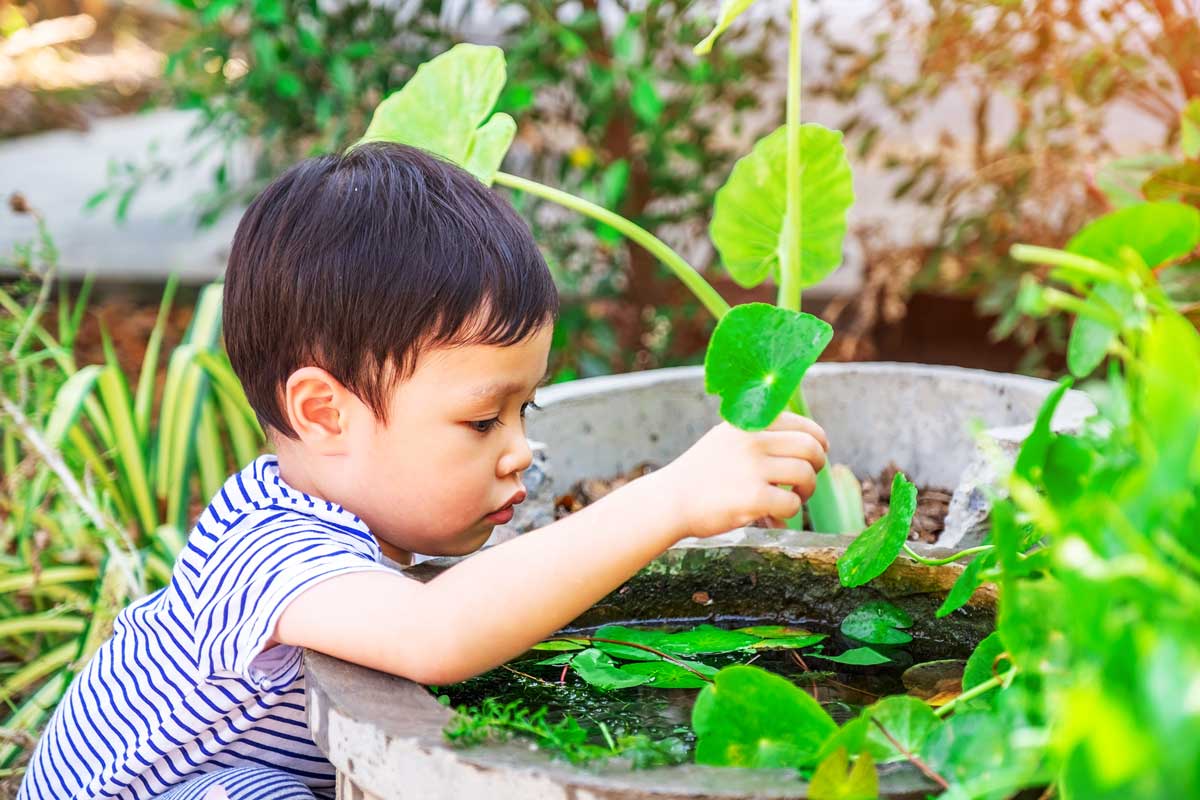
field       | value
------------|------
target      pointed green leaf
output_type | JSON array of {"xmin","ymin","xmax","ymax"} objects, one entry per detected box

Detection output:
[
  {"xmin": 936, "ymin": 550, "xmax": 996, "ymax": 618},
  {"xmin": 694, "ymin": 0, "xmax": 761, "ymax": 55},
  {"xmin": 1066, "ymin": 283, "xmax": 1131, "ymax": 378},
  {"xmin": 45, "ymin": 365, "xmax": 102, "ymax": 447},
  {"xmin": 693, "ymin": 665, "xmax": 837, "ymax": 768},
  {"xmin": 134, "ymin": 274, "xmax": 179, "ymax": 440},
  {"xmin": 836, "ymin": 472, "xmax": 918, "ymax": 587},
  {"xmin": 811, "ymin": 647, "xmax": 892, "ymax": 666},
  {"xmin": 737, "ymin": 626, "xmax": 828, "ymax": 651},
  {"xmin": 704, "ymin": 303, "xmax": 833, "ymax": 431},
  {"xmin": 1013, "ymin": 379, "xmax": 1072, "ymax": 483},
  {"xmin": 840, "ymin": 600, "xmax": 913, "ymax": 646},
  {"xmin": 711, "ymin": 124, "xmax": 853, "ymax": 289},
  {"xmin": 357, "ymin": 44, "xmax": 515, "ymax": 185},
  {"xmin": 963, "ymin": 632, "xmax": 1011, "ymax": 698}
]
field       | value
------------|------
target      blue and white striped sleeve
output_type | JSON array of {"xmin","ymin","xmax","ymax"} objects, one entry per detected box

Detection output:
[{"xmin": 190, "ymin": 515, "xmax": 392, "ymax": 687}]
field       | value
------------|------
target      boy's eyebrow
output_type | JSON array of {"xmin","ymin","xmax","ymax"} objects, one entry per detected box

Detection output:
[{"xmin": 469, "ymin": 371, "xmax": 549, "ymax": 402}]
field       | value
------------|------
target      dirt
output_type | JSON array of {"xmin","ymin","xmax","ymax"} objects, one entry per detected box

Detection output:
[{"xmin": 555, "ymin": 462, "xmax": 952, "ymax": 544}]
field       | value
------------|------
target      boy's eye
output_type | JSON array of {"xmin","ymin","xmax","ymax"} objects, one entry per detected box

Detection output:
[{"xmin": 469, "ymin": 401, "xmax": 541, "ymax": 435}]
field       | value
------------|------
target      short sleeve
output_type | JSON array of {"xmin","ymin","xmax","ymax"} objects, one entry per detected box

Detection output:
[{"xmin": 191, "ymin": 516, "xmax": 392, "ymax": 687}]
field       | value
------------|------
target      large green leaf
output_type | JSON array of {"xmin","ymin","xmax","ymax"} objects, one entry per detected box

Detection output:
[
  {"xmin": 840, "ymin": 601, "xmax": 913, "ymax": 646},
  {"xmin": 935, "ymin": 549, "xmax": 996, "ymax": 618},
  {"xmin": 704, "ymin": 303, "xmax": 833, "ymax": 431},
  {"xmin": 810, "ymin": 647, "xmax": 892, "ymax": 666},
  {"xmin": 836, "ymin": 472, "xmax": 918, "ymax": 587},
  {"xmin": 711, "ymin": 124, "xmax": 854, "ymax": 289},
  {"xmin": 693, "ymin": 665, "xmax": 837, "ymax": 768},
  {"xmin": 659, "ymin": 624, "xmax": 762, "ymax": 656},
  {"xmin": 357, "ymin": 43, "xmax": 515, "ymax": 185},
  {"xmin": 1067, "ymin": 202, "xmax": 1200, "ymax": 269},
  {"xmin": 693, "ymin": 0, "xmax": 761, "ymax": 55}
]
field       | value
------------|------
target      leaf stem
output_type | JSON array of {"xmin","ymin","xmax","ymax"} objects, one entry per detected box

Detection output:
[
  {"xmin": 932, "ymin": 669, "xmax": 1015, "ymax": 718},
  {"xmin": 902, "ymin": 544, "xmax": 994, "ymax": 567},
  {"xmin": 777, "ymin": 0, "xmax": 803, "ymax": 313},
  {"xmin": 493, "ymin": 171, "xmax": 730, "ymax": 320},
  {"xmin": 1009, "ymin": 244, "xmax": 1127, "ymax": 286},
  {"xmin": 871, "ymin": 718, "xmax": 949, "ymax": 789}
]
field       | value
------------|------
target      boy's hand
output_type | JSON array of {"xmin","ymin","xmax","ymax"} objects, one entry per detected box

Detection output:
[{"xmin": 656, "ymin": 412, "xmax": 829, "ymax": 540}]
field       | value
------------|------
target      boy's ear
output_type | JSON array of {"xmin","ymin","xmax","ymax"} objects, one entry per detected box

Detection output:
[{"xmin": 283, "ymin": 366, "xmax": 356, "ymax": 454}]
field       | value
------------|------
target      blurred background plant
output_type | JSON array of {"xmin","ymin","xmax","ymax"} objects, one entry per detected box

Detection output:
[
  {"xmin": 0, "ymin": 196, "xmax": 261, "ymax": 779},
  {"xmin": 808, "ymin": 0, "xmax": 1200, "ymax": 371}
]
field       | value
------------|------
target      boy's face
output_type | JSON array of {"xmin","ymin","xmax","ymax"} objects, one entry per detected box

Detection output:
[{"xmin": 342, "ymin": 323, "xmax": 554, "ymax": 559}]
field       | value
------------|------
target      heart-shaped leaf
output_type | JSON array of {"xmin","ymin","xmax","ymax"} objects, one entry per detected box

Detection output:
[
  {"xmin": 840, "ymin": 601, "xmax": 914, "ymax": 646},
  {"xmin": 711, "ymin": 124, "xmax": 854, "ymax": 290},
  {"xmin": 836, "ymin": 472, "xmax": 918, "ymax": 587},
  {"xmin": 570, "ymin": 648, "xmax": 653, "ymax": 691},
  {"xmin": 356, "ymin": 43, "xmax": 515, "ymax": 185},
  {"xmin": 693, "ymin": 665, "xmax": 837, "ymax": 768},
  {"xmin": 738, "ymin": 626, "xmax": 828, "ymax": 651},
  {"xmin": 660, "ymin": 624, "xmax": 761, "ymax": 656},
  {"xmin": 693, "ymin": 0, "xmax": 761, "ymax": 55},
  {"xmin": 704, "ymin": 302, "xmax": 833, "ymax": 431}
]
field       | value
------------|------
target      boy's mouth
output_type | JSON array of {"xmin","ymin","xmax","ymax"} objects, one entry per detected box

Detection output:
[{"xmin": 483, "ymin": 490, "xmax": 526, "ymax": 524}]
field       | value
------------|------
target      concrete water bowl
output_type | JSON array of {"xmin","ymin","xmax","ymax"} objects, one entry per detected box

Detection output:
[{"xmin": 306, "ymin": 363, "xmax": 1093, "ymax": 799}]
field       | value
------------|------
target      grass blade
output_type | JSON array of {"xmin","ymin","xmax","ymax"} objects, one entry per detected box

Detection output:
[{"xmin": 133, "ymin": 274, "xmax": 179, "ymax": 441}]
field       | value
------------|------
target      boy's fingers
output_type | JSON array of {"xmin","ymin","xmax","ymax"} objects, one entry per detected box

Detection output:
[
  {"xmin": 764, "ymin": 413, "xmax": 829, "ymax": 451},
  {"xmin": 759, "ymin": 432, "xmax": 828, "ymax": 472}
]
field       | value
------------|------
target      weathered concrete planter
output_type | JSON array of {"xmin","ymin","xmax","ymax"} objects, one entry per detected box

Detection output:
[{"xmin": 307, "ymin": 363, "xmax": 1093, "ymax": 799}]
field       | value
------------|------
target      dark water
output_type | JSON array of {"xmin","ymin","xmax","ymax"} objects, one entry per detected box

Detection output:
[{"xmin": 437, "ymin": 619, "xmax": 918, "ymax": 755}]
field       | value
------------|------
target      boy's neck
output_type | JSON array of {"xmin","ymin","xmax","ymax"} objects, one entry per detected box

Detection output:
[{"xmin": 273, "ymin": 448, "xmax": 413, "ymax": 567}]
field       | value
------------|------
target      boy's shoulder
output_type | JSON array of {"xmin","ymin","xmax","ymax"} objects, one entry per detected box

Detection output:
[{"xmin": 177, "ymin": 456, "xmax": 384, "ymax": 585}]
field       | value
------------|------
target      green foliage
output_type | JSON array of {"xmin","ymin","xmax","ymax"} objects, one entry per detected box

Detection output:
[
  {"xmin": 0, "ymin": 219, "xmax": 262, "ymax": 771},
  {"xmin": 808, "ymin": 647, "xmax": 891, "ymax": 667},
  {"xmin": 702, "ymin": 303, "xmax": 833, "ymax": 430},
  {"xmin": 692, "ymin": 665, "xmax": 836, "ymax": 768},
  {"xmin": 693, "ymin": 0, "xmax": 761, "ymax": 55}
]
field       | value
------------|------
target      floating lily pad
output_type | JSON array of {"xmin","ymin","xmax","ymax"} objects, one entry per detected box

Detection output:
[
  {"xmin": 704, "ymin": 303, "xmax": 833, "ymax": 431},
  {"xmin": 840, "ymin": 601, "xmax": 914, "ymax": 646},
  {"xmin": 570, "ymin": 648, "xmax": 653, "ymax": 691}
]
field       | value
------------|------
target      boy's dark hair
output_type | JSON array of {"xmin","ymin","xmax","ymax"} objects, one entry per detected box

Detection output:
[{"xmin": 223, "ymin": 141, "xmax": 559, "ymax": 438}]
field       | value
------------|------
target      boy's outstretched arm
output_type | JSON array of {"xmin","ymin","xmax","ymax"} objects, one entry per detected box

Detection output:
[{"xmin": 274, "ymin": 413, "xmax": 827, "ymax": 685}]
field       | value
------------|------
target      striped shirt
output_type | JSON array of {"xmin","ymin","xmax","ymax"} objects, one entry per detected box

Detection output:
[{"xmin": 19, "ymin": 456, "xmax": 396, "ymax": 800}]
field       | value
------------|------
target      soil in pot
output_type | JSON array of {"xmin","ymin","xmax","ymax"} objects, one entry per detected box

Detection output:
[{"xmin": 552, "ymin": 463, "xmax": 952, "ymax": 543}]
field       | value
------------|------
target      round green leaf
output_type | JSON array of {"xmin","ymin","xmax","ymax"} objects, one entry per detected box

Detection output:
[
  {"xmin": 693, "ymin": 665, "xmax": 837, "ymax": 768},
  {"xmin": 704, "ymin": 303, "xmax": 833, "ymax": 431},
  {"xmin": 710, "ymin": 124, "xmax": 854, "ymax": 289},
  {"xmin": 836, "ymin": 472, "xmax": 918, "ymax": 587},
  {"xmin": 356, "ymin": 43, "xmax": 516, "ymax": 185},
  {"xmin": 862, "ymin": 695, "xmax": 940, "ymax": 763}
]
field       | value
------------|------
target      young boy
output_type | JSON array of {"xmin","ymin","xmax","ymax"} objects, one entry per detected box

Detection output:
[{"xmin": 19, "ymin": 143, "xmax": 828, "ymax": 800}]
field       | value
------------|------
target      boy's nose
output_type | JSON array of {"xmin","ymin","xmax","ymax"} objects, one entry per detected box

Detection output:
[{"xmin": 498, "ymin": 434, "xmax": 535, "ymax": 477}]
